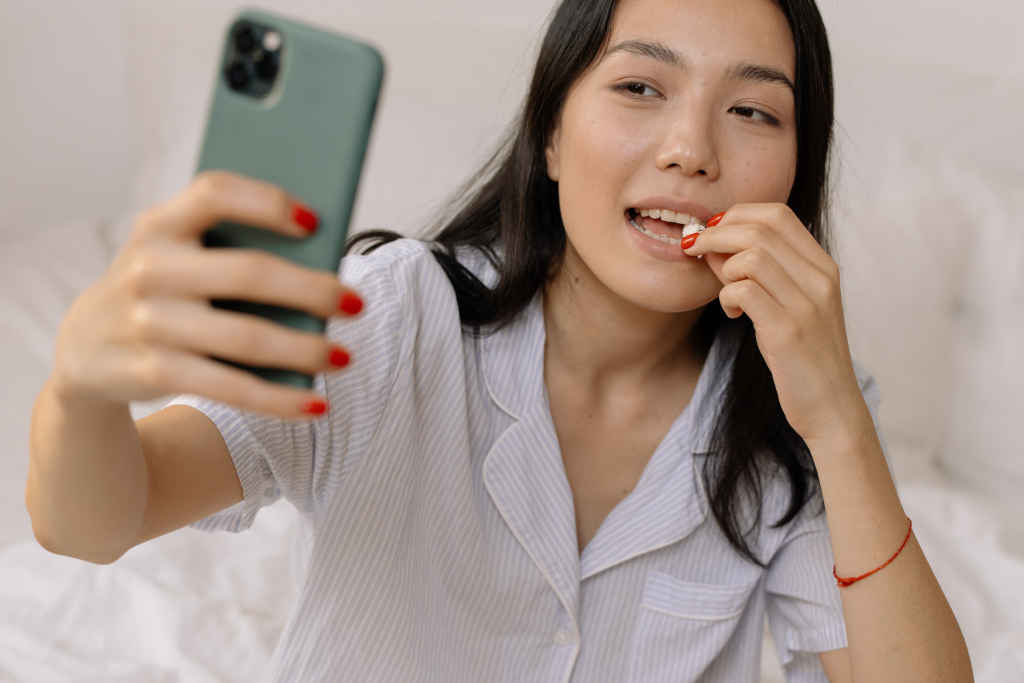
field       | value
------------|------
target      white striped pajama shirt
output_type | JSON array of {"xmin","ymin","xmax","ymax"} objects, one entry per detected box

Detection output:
[{"xmin": 168, "ymin": 238, "xmax": 888, "ymax": 681}]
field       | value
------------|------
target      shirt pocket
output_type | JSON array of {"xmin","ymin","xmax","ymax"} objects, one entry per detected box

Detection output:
[{"xmin": 627, "ymin": 570, "xmax": 758, "ymax": 682}]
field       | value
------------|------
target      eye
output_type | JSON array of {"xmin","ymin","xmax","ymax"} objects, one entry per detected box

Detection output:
[
  {"xmin": 729, "ymin": 105, "xmax": 780, "ymax": 126},
  {"xmin": 613, "ymin": 81, "xmax": 662, "ymax": 98}
]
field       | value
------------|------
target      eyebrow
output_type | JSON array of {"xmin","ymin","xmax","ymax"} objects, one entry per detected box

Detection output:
[{"xmin": 606, "ymin": 39, "xmax": 795, "ymax": 94}]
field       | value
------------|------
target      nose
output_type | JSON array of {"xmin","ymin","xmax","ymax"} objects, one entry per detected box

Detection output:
[{"xmin": 653, "ymin": 105, "xmax": 720, "ymax": 180}]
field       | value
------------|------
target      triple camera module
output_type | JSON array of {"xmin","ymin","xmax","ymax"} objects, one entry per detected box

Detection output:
[{"xmin": 224, "ymin": 20, "xmax": 283, "ymax": 98}]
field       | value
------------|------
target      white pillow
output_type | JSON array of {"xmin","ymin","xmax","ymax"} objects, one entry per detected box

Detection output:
[
  {"xmin": 833, "ymin": 137, "xmax": 972, "ymax": 476},
  {"xmin": 835, "ymin": 131, "xmax": 1024, "ymax": 502},
  {"xmin": 938, "ymin": 157, "xmax": 1024, "ymax": 500}
]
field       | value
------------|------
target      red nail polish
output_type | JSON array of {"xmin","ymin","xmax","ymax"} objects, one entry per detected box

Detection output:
[
  {"xmin": 292, "ymin": 203, "xmax": 319, "ymax": 233},
  {"xmin": 680, "ymin": 233, "xmax": 699, "ymax": 251},
  {"xmin": 328, "ymin": 346, "xmax": 350, "ymax": 367},
  {"xmin": 338, "ymin": 292, "xmax": 363, "ymax": 315},
  {"xmin": 707, "ymin": 211, "xmax": 726, "ymax": 228},
  {"xmin": 302, "ymin": 398, "xmax": 328, "ymax": 415}
]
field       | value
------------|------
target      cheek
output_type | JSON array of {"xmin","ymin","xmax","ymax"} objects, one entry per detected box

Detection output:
[
  {"xmin": 565, "ymin": 113, "xmax": 648, "ymax": 177},
  {"xmin": 555, "ymin": 142, "xmax": 605, "ymax": 224},
  {"xmin": 733, "ymin": 143, "xmax": 798, "ymax": 201},
  {"xmin": 558, "ymin": 119, "xmax": 651, "ymax": 232},
  {"xmin": 559, "ymin": 95, "xmax": 653, "ymax": 178}
]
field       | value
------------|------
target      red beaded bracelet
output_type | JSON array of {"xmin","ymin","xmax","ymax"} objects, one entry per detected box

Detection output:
[{"xmin": 833, "ymin": 517, "xmax": 913, "ymax": 588}]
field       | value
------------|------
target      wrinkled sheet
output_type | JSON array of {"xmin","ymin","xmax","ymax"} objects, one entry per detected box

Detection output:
[
  {"xmin": 2, "ymin": 478, "xmax": 1022, "ymax": 682},
  {"xmin": 0, "ymin": 501, "xmax": 304, "ymax": 683}
]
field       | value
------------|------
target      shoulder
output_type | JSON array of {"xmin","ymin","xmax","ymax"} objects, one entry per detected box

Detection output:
[
  {"xmin": 339, "ymin": 237, "xmax": 437, "ymax": 286},
  {"xmin": 339, "ymin": 238, "xmax": 454, "ymax": 314},
  {"xmin": 340, "ymin": 237, "xmax": 495, "ymax": 297},
  {"xmin": 340, "ymin": 237, "xmax": 478, "ymax": 347}
]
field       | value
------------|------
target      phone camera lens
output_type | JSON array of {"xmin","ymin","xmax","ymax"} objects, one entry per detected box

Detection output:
[
  {"xmin": 253, "ymin": 51, "xmax": 279, "ymax": 80},
  {"xmin": 234, "ymin": 24, "xmax": 257, "ymax": 54},
  {"xmin": 225, "ymin": 60, "xmax": 250, "ymax": 90}
]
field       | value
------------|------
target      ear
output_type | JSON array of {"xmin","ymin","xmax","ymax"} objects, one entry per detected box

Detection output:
[{"xmin": 544, "ymin": 125, "xmax": 561, "ymax": 182}]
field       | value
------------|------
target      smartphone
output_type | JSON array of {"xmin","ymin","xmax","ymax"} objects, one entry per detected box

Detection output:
[{"xmin": 195, "ymin": 7, "xmax": 384, "ymax": 389}]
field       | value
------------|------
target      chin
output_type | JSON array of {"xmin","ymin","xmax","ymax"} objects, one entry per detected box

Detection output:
[
  {"xmin": 562, "ymin": 231, "xmax": 721, "ymax": 313},
  {"xmin": 617, "ymin": 276, "xmax": 721, "ymax": 315}
]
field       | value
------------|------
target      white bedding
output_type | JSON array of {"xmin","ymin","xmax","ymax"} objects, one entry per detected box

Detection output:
[{"xmin": 0, "ymin": 500, "xmax": 301, "ymax": 683}]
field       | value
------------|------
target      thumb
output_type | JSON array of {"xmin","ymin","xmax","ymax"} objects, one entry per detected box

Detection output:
[{"xmin": 703, "ymin": 251, "xmax": 730, "ymax": 286}]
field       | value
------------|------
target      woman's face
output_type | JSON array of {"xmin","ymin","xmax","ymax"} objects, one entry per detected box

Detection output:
[{"xmin": 545, "ymin": 0, "xmax": 799, "ymax": 314}]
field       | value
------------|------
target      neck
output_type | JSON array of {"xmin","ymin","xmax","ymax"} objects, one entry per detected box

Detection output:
[{"xmin": 542, "ymin": 255, "xmax": 708, "ymax": 396}]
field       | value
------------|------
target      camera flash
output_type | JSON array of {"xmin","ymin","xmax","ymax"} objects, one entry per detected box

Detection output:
[{"xmin": 263, "ymin": 31, "xmax": 282, "ymax": 52}]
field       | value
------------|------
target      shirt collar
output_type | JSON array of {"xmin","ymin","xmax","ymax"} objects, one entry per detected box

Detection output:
[
  {"xmin": 482, "ymin": 293, "xmax": 741, "ymax": 457},
  {"xmin": 481, "ymin": 296, "xmax": 743, "ymax": 582}
]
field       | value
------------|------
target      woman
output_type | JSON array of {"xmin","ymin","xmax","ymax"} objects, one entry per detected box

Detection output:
[{"xmin": 28, "ymin": 0, "xmax": 973, "ymax": 680}]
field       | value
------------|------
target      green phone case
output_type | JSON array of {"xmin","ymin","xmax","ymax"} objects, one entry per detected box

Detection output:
[{"xmin": 195, "ymin": 7, "xmax": 384, "ymax": 389}]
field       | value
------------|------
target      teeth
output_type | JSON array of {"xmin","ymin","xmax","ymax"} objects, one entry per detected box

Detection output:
[
  {"xmin": 637, "ymin": 208, "xmax": 703, "ymax": 227},
  {"xmin": 632, "ymin": 218, "xmax": 680, "ymax": 244},
  {"xmin": 630, "ymin": 213, "xmax": 695, "ymax": 245},
  {"xmin": 628, "ymin": 209, "xmax": 706, "ymax": 246}
]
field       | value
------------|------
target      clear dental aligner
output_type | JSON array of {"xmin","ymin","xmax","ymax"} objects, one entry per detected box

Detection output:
[
  {"xmin": 628, "ymin": 208, "xmax": 705, "ymax": 245},
  {"xmin": 682, "ymin": 221, "xmax": 706, "ymax": 238},
  {"xmin": 682, "ymin": 220, "xmax": 707, "ymax": 259}
]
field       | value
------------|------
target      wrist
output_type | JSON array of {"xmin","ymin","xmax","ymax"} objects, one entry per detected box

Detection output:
[
  {"xmin": 47, "ymin": 374, "xmax": 127, "ymax": 414},
  {"xmin": 804, "ymin": 393, "xmax": 877, "ymax": 455}
]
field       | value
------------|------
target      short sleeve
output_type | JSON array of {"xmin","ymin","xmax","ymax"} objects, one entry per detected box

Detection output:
[
  {"xmin": 163, "ymin": 389, "xmax": 315, "ymax": 533},
  {"xmin": 764, "ymin": 503, "xmax": 846, "ymax": 680},
  {"xmin": 163, "ymin": 239, "xmax": 424, "ymax": 533}
]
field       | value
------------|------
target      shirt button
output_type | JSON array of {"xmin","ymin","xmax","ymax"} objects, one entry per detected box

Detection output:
[{"xmin": 553, "ymin": 629, "xmax": 574, "ymax": 645}]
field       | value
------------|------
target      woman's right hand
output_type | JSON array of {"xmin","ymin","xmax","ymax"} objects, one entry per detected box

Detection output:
[{"xmin": 51, "ymin": 170, "xmax": 360, "ymax": 420}]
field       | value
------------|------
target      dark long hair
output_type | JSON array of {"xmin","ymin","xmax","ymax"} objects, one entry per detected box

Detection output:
[{"xmin": 348, "ymin": 0, "xmax": 835, "ymax": 568}]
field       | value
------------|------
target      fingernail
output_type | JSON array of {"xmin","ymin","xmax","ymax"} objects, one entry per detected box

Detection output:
[
  {"xmin": 301, "ymin": 398, "xmax": 328, "ymax": 415},
  {"xmin": 681, "ymin": 233, "xmax": 699, "ymax": 251},
  {"xmin": 706, "ymin": 212, "xmax": 726, "ymax": 228},
  {"xmin": 328, "ymin": 346, "xmax": 350, "ymax": 368},
  {"xmin": 292, "ymin": 203, "xmax": 319, "ymax": 233},
  {"xmin": 338, "ymin": 292, "xmax": 364, "ymax": 315}
]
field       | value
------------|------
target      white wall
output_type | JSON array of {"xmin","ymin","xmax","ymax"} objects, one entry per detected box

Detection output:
[
  {"xmin": 0, "ymin": 0, "xmax": 556, "ymax": 237},
  {"xmin": 4, "ymin": 1, "xmax": 1021, "ymax": 233}
]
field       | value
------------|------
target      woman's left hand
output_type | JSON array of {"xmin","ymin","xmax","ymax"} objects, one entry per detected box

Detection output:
[{"xmin": 682, "ymin": 202, "xmax": 870, "ymax": 449}]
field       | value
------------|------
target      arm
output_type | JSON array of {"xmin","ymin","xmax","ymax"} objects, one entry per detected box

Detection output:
[
  {"xmin": 809, "ymin": 399, "xmax": 973, "ymax": 682},
  {"xmin": 26, "ymin": 171, "xmax": 370, "ymax": 563},
  {"xmin": 684, "ymin": 203, "xmax": 973, "ymax": 681},
  {"xmin": 26, "ymin": 377, "xmax": 242, "ymax": 564},
  {"xmin": 26, "ymin": 378, "xmax": 149, "ymax": 564}
]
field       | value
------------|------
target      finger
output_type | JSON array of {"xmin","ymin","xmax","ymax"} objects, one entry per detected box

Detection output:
[
  {"xmin": 719, "ymin": 247, "xmax": 815, "ymax": 314},
  {"xmin": 195, "ymin": 249, "xmax": 366, "ymax": 319},
  {"xmin": 718, "ymin": 278, "xmax": 785, "ymax": 323},
  {"xmin": 134, "ymin": 346, "xmax": 330, "ymax": 421},
  {"xmin": 124, "ymin": 296, "xmax": 352, "ymax": 377},
  {"xmin": 122, "ymin": 242, "xmax": 364, "ymax": 320},
  {"xmin": 139, "ymin": 170, "xmax": 318, "ymax": 242},
  {"xmin": 685, "ymin": 220, "xmax": 827, "ymax": 295},
  {"xmin": 693, "ymin": 203, "xmax": 835, "ymax": 278}
]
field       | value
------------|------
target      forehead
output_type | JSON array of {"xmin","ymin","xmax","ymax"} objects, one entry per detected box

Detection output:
[{"xmin": 604, "ymin": 0, "xmax": 795, "ymax": 78}]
